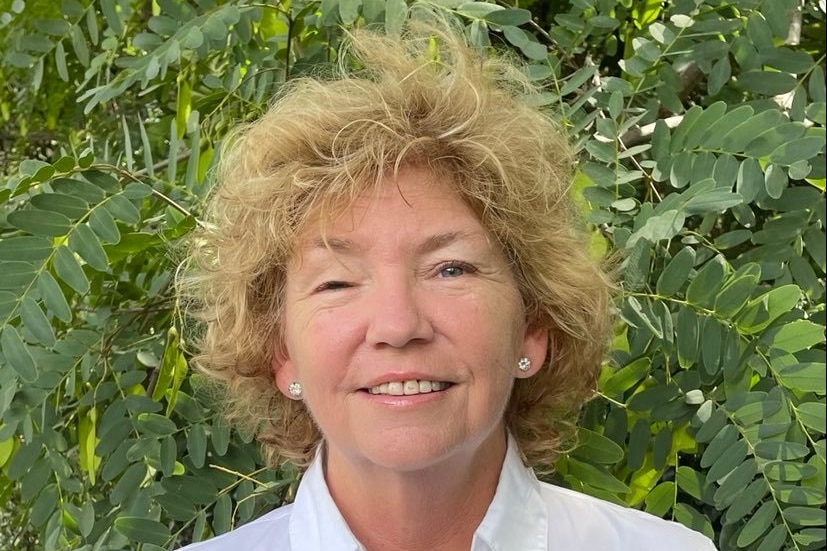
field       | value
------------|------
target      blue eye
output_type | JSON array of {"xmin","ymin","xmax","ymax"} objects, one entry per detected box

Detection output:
[
  {"xmin": 438, "ymin": 262, "xmax": 475, "ymax": 278},
  {"xmin": 441, "ymin": 266, "xmax": 465, "ymax": 277}
]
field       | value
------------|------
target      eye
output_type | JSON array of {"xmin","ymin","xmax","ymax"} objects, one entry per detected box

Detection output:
[
  {"xmin": 316, "ymin": 281, "xmax": 352, "ymax": 292},
  {"xmin": 437, "ymin": 261, "xmax": 476, "ymax": 278}
]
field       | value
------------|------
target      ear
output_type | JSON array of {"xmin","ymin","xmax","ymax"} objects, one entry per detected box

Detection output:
[
  {"xmin": 272, "ymin": 345, "xmax": 300, "ymax": 399},
  {"xmin": 516, "ymin": 323, "xmax": 549, "ymax": 379}
]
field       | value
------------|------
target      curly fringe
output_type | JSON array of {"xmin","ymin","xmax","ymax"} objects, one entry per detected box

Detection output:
[{"xmin": 180, "ymin": 16, "xmax": 612, "ymax": 470}]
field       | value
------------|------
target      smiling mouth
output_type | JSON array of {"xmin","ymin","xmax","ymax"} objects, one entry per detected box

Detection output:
[{"xmin": 366, "ymin": 380, "xmax": 453, "ymax": 396}]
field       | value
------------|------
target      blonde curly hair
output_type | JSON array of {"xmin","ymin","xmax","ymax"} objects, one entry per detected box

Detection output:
[{"xmin": 184, "ymin": 19, "xmax": 612, "ymax": 470}]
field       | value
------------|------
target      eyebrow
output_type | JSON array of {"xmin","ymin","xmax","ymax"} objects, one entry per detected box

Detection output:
[{"xmin": 306, "ymin": 230, "xmax": 482, "ymax": 255}]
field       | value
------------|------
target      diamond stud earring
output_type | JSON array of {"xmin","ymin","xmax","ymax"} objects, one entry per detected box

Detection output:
[
  {"xmin": 288, "ymin": 382, "xmax": 303, "ymax": 397},
  {"xmin": 517, "ymin": 357, "xmax": 531, "ymax": 372}
]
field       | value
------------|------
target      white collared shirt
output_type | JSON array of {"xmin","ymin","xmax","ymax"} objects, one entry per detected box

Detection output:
[{"xmin": 179, "ymin": 438, "xmax": 716, "ymax": 550}]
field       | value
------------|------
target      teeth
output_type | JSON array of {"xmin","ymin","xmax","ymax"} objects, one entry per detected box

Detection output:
[{"xmin": 369, "ymin": 379, "xmax": 448, "ymax": 395}]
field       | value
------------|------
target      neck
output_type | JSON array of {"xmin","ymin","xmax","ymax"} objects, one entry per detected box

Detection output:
[{"xmin": 324, "ymin": 430, "xmax": 507, "ymax": 551}]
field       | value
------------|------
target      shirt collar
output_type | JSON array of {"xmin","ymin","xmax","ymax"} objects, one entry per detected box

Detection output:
[
  {"xmin": 289, "ymin": 446, "xmax": 364, "ymax": 551},
  {"xmin": 289, "ymin": 436, "xmax": 548, "ymax": 551},
  {"xmin": 472, "ymin": 436, "xmax": 549, "ymax": 551}
]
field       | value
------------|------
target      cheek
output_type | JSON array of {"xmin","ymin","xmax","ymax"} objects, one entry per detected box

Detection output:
[{"xmin": 286, "ymin": 307, "xmax": 361, "ymax": 370}]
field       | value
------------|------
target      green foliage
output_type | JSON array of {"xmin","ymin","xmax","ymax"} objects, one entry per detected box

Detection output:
[{"xmin": 1, "ymin": 0, "xmax": 824, "ymax": 550}]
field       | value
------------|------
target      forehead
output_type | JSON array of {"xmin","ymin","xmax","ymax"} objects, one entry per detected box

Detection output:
[{"xmin": 293, "ymin": 166, "xmax": 489, "ymax": 251}]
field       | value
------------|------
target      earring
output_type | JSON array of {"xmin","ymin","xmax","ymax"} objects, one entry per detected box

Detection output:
[
  {"xmin": 288, "ymin": 382, "xmax": 303, "ymax": 397},
  {"xmin": 517, "ymin": 357, "xmax": 531, "ymax": 372}
]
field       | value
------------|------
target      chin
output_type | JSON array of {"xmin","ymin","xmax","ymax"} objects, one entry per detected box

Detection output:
[{"xmin": 358, "ymin": 427, "xmax": 466, "ymax": 472}]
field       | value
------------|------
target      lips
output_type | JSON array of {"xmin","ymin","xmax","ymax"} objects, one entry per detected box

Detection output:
[{"xmin": 367, "ymin": 379, "xmax": 452, "ymax": 395}]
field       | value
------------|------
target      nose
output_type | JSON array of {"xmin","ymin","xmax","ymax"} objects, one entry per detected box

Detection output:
[{"xmin": 364, "ymin": 276, "xmax": 434, "ymax": 348}]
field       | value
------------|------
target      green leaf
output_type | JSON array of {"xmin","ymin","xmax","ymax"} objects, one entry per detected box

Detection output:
[
  {"xmin": 7, "ymin": 209, "xmax": 72, "ymax": 236},
  {"xmin": 768, "ymin": 137, "xmax": 825, "ymax": 167},
  {"xmin": 737, "ymin": 70, "xmax": 798, "ymax": 95},
  {"xmin": 700, "ymin": 424, "xmax": 738, "ymax": 469},
  {"xmin": 784, "ymin": 506, "xmax": 826, "ymax": 526},
  {"xmin": 0, "ymin": 292, "xmax": 17, "ymax": 321},
  {"xmin": 110, "ymin": 463, "xmax": 146, "ymax": 505},
  {"xmin": 113, "ymin": 516, "xmax": 170, "ymax": 547},
  {"xmin": 713, "ymin": 458, "xmax": 757, "ymax": 508},
  {"xmin": 805, "ymin": 102, "xmax": 826, "ymax": 125},
  {"xmin": 30, "ymin": 193, "xmax": 89, "ymax": 219},
  {"xmin": 676, "ymin": 306, "xmax": 699, "ymax": 368},
  {"xmin": 629, "ymin": 209, "xmax": 685, "ymax": 246},
  {"xmin": 623, "ymin": 419, "xmax": 647, "ymax": 472},
  {"xmin": 602, "ymin": 357, "xmax": 650, "ymax": 395},
  {"xmin": 20, "ymin": 297, "xmax": 56, "ymax": 347},
  {"xmin": 796, "ymin": 402, "xmax": 826, "ymax": 433},
  {"xmin": 79, "ymin": 501, "xmax": 95, "ymax": 537},
  {"xmin": 161, "ymin": 475, "xmax": 218, "ymax": 505},
  {"xmin": 137, "ymin": 413, "xmax": 177, "ymax": 436},
  {"xmin": 686, "ymin": 256, "xmax": 725, "ymax": 309},
  {"xmin": 722, "ymin": 109, "xmax": 786, "ymax": 153},
  {"xmin": 1, "ymin": 326, "xmax": 38, "ymax": 382},
  {"xmin": 52, "ymin": 177, "xmax": 106, "ymax": 202},
  {"xmin": 652, "ymin": 426, "xmax": 671, "ymax": 469},
  {"xmin": 656, "ymin": 246, "xmax": 695, "ymax": 297},
  {"xmin": 153, "ymin": 328, "xmax": 179, "ymax": 401},
  {"xmin": 707, "ymin": 438, "xmax": 748, "ymax": 482},
  {"xmin": 0, "ymin": 261, "xmax": 36, "ymax": 291},
  {"xmin": 628, "ymin": 383, "xmax": 681, "ymax": 411},
  {"xmin": 572, "ymin": 428, "xmax": 624, "ymax": 464},
  {"xmin": 747, "ymin": 123, "xmax": 807, "ymax": 158},
  {"xmin": 88, "ymin": 208, "xmax": 121, "ymax": 244},
  {"xmin": 764, "ymin": 163, "xmax": 788, "ymax": 199},
  {"xmin": 735, "ymin": 284, "xmax": 802, "ymax": 334},
  {"xmin": 384, "ymin": 0, "xmax": 407, "ymax": 36},
  {"xmin": 707, "ymin": 56, "xmax": 731, "ymax": 95},
  {"xmin": 70, "ymin": 24, "xmax": 90, "ymax": 66},
  {"xmin": 714, "ymin": 229, "xmax": 751, "ymax": 250},
  {"xmin": 55, "ymin": 40, "xmax": 69, "ymax": 81},
  {"xmin": 623, "ymin": 296, "xmax": 663, "ymax": 338},
  {"xmin": 684, "ymin": 101, "xmax": 728, "ymax": 150},
  {"xmin": 804, "ymin": 226, "xmax": 826, "ymax": 272},
  {"xmin": 676, "ymin": 466, "xmax": 707, "ymax": 501},
  {"xmin": 775, "ymin": 484, "xmax": 826, "ymax": 505},
  {"xmin": 484, "ymin": 8, "xmax": 532, "ymax": 26},
  {"xmin": 37, "ymin": 271, "xmax": 72, "ymax": 323},
  {"xmin": 755, "ymin": 441, "xmax": 810, "ymax": 461},
  {"xmin": 724, "ymin": 478, "xmax": 769, "ymax": 524},
  {"xmin": 560, "ymin": 66, "xmax": 597, "ymax": 96},
  {"xmin": 0, "ymin": 236, "xmax": 52, "ymax": 264},
  {"xmin": 737, "ymin": 500, "xmax": 777, "ymax": 546},
  {"xmin": 765, "ymin": 461, "xmax": 818, "ymax": 482},
  {"xmin": 187, "ymin": 424, "xmax": 207, "ymax": 468},
  {"xmin": 683, "ymin": 189, "xmax": 743, "ymax": 215},
  {"xmin": 645, "ymin": 481, "xmax": 675, "ymax": 517},
  {"xmin": 699, "ymin": 317, "xmax": 723, "ymax": 376},
  {"xmin": 68, "ymin": 224, "xmax": 110, "ymax": 271},
  {"xmin": 774, "ymin": 363, "xmax": 826, "ymax": 394},
  {"xmin": 154, "ymin": 492, "xmax": 197, "ymax": 522},
  {"xmin": 105, "ymin": 194, "xmax": 141, "ymax": 224},
  {"xmin": 714, "ymin": 275, "xmax": 759, "ymax": 319},
  {"xmin": 566, "ymin": 457, "xmax": 630, "ymax": 493},
  {"xmin": 672, "ymin": 503, "xmax": 713, "ymax": 539},
  {"xmin": 160, "ymin": 435, "xmax": 176, "ymax": 477},
  {"xmin": 764, "ymin": 320, "xmax": 825, "ymax": 353},
  {"xmin": 755, "ymin": 524, "xmax": 786, "ymax": 551},
  {"xmin": 54, "ymin": 246, "xmax": 89, "ymax": 294},
  {"xmin": 100, "ymin": 0, "xmax": 124, "ymax": 34}
]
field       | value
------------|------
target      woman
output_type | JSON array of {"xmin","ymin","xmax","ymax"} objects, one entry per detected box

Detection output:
[{"xmin": 181, "ymin": 19, "xmax": 716, "ymax": 551}]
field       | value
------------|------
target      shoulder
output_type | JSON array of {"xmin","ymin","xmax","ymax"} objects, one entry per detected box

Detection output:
[
  {"xmin": 176, "ymin": 503, "xmax": 294, "ymax": 551},
  {"xmin": 537, "ymin": 481, "xmax": 717, "ymax": 550}
]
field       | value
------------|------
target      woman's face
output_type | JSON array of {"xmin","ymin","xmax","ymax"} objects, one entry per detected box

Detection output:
[{"xmin": 274, "ymin": 166, "xmax": 547, "ymax": 474}]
